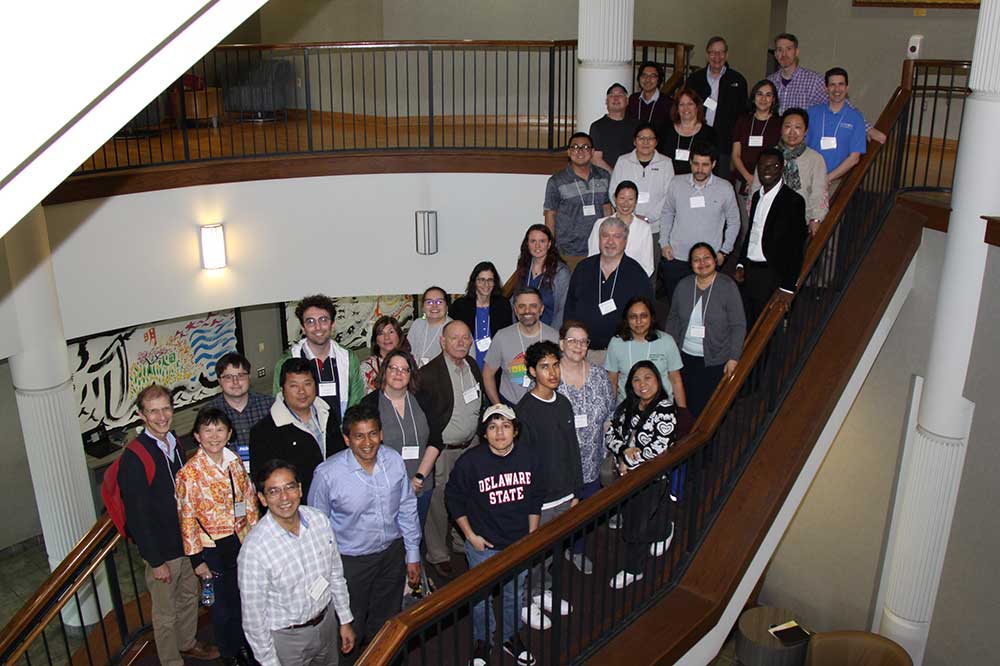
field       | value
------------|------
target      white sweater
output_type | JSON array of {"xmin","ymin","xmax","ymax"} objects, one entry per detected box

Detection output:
[{"xmin": 609, "ymin": 149, "xmax": 676, "ymax": 227}]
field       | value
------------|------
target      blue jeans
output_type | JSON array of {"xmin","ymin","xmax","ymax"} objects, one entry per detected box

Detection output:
[
  {"xmin": 417, "ymin": 488, "xmax": 432, "ymax": 532},
  {"xmin": 465, "ymin": 542, "xmax": 525, "ymax": 643},
  {"xmin": 573, "ymin": 479, "xmax": 603, "ymax": 554}
]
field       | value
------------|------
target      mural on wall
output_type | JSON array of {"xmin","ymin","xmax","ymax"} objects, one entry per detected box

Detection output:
[
  {"xmin": 70, "ymin": 311, "xmax": 238, "ymax": 432},
  {"xmin": 283, "ymin": 295, "xmax": 417, "ymax": 351}
]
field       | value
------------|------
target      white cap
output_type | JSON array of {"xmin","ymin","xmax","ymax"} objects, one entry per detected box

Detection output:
[{"xmin": 481, "ymin": 404, "xmax": 516, "ymax": 422}]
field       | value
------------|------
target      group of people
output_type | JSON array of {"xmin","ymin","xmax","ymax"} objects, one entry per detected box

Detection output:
[{"xmin": 113, "ymin": 30, "xmax": 876, "ymax": 666}]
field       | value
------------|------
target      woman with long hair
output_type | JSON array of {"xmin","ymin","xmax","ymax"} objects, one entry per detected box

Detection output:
[
  {"xmin": 659, "ymin": 87, "xmax": 718, "ymax": 175},
  {"xmin": 731, "ymin": 79, "xmax": 782, "ymax": 195},
  {"xmin": 360, "ymin": 316, "xmax": 409, "ymax": 394},
  {"xmin": 406, "ymin": 286, "xmax": 452, "ymax": 368},
  {"xmin": 605, "ymin": 296, "xmax": 686, "ymax": 408},
  {"xmin": 605, "ymin": 361, "xmax": 678, "ymax": 590},
  {"xmin": 449, "ymin": 261, "xmax": 514, "ymax": 368},
  {"xmin": 512, "ymin": 224, "xmax": 571, "ymax": 330}
]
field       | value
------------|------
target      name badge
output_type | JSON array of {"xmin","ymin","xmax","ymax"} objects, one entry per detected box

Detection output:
[
  {"xmin": 674, "ymin": 148, "xmax": 690, "ymax": 162},
  {"xmin": 476, "ymin": 337, "xmax": 491, "ymax": 352},
  {"xmin": 420, "ymin": 357, "xmax": 430, "ymax": 366},
  {"xmin": 690, "ymin": 324, "xmax": 706, "ymax": 339},
  {"xmin": 318, "ymin": 381, "xmax": 337, "ymax": 397},
  {"xmin": 574, "ymin": 413, "xmax": 589, "ymax": 428},
  {"xmin": 820, "ymin": 136, "xmax": 838, "ymax": 150},
  {"xmin": 308, "ymin": 576, "xmax": 329, "ymax": 601},
  {"xmin": 521, "ymin": 375, "xmax": 532, "ymax": 388},
  {"xmin": 463, "ymin": 386, "xmax": 480, "ymax": 404},
  {"xmin": 402, "ymin": 446, "xmax": 419, "ymax": 460},
  {"xmin": 704, "ymin": 97, "xmax": 718, "ymax": 111},
  {"xmin": 598, "ymin": 299, "xmax": 617, "ymax": 315},
  {"xmin": 748, "ymin": 135, "xmax": 764, "ymax": 147},
  {"xmin": 234, "ymin": 501, "xmax": 247, "ymax": 518},
  {"xmin": 690, "ymin": 195, "xmax": 706, "ymax": 209},
  {"xmin": 582, "ymin": 204, "xmax": 597, "ymax": 216},
  {"xmin": 637, "ymin": 191, "xmax": 650, "ymax": 204}
]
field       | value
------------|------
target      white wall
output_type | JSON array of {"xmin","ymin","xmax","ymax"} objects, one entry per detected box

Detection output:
[{"xmin": 43, "ymin": 172, "xmax": 547, "ymax": 340}]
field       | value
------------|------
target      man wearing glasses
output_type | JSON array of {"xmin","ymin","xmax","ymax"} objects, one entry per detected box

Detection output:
[
  {"xmin": 239, "ymin": 460, "xmax": 356, "ymax": 666},
  {"xmin": 273, "ymin": 294, "xmax": 364, "ymax": 437},
  {"xmin": 688, "ymin": 36, "xmax": 748, "ymax": 181},
  {"xmin": 544, "ymin": 132, "xmax": 613, "ymax": 269},
  {"xmin": 208, "ymin": 352, "xmax": 273, "ymax": 467}
]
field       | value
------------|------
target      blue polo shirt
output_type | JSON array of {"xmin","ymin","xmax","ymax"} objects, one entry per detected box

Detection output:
[{"xmin": 806, "ymin": 103, "xmax": 867, "ymax": 174}]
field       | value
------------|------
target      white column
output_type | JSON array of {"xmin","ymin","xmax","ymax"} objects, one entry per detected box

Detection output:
[
  {"xmin": 6, "ymin": 206, "xmax": 97, "ymax": 569},
  {"xmin": 877, "ymin": 4, "xmax": 1000, "ymax": 664},
  {"xmin": 576, "ymin": 0, "xmax": 635, "ymax": 133}
]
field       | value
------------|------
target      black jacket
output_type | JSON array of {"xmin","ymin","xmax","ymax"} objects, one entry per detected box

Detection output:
[
  {"xmin": 742, "ymin": 184, "xmax": 808, "ymax": 291},
  {"xmin": 119, "ymin": 431, "xmax": 187, "ymax": 568},
  {"xmin": 249, "ymin": 400, "xmax": 344, "ymax": 501},
  {"xmin": 688, "ymin": 65, "xmax": 748, "ymax": 152},
  {"xmin": 448, "ymin": 294, "xmax": 513, "ymax": 339},
  {"xmin": 415, "ymin": 353, "xmax": 486, "ymax": 450}
]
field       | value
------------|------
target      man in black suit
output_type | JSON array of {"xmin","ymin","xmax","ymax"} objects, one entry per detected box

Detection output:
[
  {"xmin": 688, "ymin": 36, "xmax": 748, "ymax": 180},
  {"xmin": 735, "ymin": 149, "xmax": 807, "ymax": 324},
  {"xmin": 414, "ymin": 320, "xmax": 486, "ymax": 578}
]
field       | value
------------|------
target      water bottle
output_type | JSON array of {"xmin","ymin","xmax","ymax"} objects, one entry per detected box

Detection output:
[{"xmin": 200, "ymin": 577, "xmax": 215, "ymax": 607}]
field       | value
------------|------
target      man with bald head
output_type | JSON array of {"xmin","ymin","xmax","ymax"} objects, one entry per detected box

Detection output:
[{"xmin": 414, "ymin": 320, "xmax": 487, "ymax": 578}]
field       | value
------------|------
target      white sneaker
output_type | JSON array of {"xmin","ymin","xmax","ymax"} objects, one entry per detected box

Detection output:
[
  {"xmin": 533, "ymin": 591, "xmax": 572, "ymax": 615},
  {"xmin": 520, "ymin": 602, "xmax": 551, "ymax": 630},
  {"xmin": 649, "ymin": 532, "xmax": 674, "ymax": 557},
  {"xmin": 608, "ymin": 514, "xmax": 621, "ymax": 529},
  {"xmin": 609, "ymin": 570, "xmax": 644, "ymax": 589},
  {"xmin": 564, "ymin": 549, "xmax": 594, "ymax": 575}
]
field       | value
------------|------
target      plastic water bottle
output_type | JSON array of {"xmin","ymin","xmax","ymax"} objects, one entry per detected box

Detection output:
[{"xmin": 200, "ymin": 577, "xmax": 215, "ymax": 607}]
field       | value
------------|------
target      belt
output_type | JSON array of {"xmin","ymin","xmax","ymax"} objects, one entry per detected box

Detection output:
[
  {"xmin": 443, "ymin": 437, "xmax": 474, "ymax": 451},
  {"xmin": 284, "ymin": 608, "xmax": 326, "ymax": 631},
  {"xmin": 743, "ymin": 259, "xmax": 769, "ymax": 267}
]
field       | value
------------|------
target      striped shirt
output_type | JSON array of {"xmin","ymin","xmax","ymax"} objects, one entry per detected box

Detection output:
[{"xmin": 238, "ymin": 506, "xmax": 353, "ymax": 666}]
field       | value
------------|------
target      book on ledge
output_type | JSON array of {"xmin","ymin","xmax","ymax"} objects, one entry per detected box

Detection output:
[{"xmin": 768, "ymin": 620, "xmax": 812, "ymax": 646}]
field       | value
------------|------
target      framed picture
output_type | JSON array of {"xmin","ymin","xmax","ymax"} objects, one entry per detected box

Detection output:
[{"xmin": 853, "ymin": 1, "xmax": 978, "ymax": 7}]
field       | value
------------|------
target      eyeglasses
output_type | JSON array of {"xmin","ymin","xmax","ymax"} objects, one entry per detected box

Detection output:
[
  {"xmin": 387, "ymin": 365, "xmax": 411, "ymax": 375},
  {"xmin": 568, "ymin": 144, "xmax": 593, "ymax": 152},
  {"xmin": 263, "ymin": 482, "xmax": 300, "ymax": 498},
  {"xmin": 220, "ymin": 372, "xmax": 250, "ymax": 382},
  {"xmin": 142, "ymin": 406, "xmax": 173, "ymax": 417},
  {"xmin": 636, "ymin": 135, "xmax": 657, "ymax": 143},
  {"xmin": 564, "ymin": 337, "xmax": 590, "ymax": 347},
  {"xmin": 639, "ymin": 73, "xmax": 659, "ymax": 80},
  {"xmin": 303, "ymin": 316, "xmax": 331, "ymax": 327},
  {"xmin": 424, "ymin": 298, "xmax": 445, "ymax": 306},
  {"xmin": 476, "ymin": 277, "xmax": 495, "ymax": 284}
]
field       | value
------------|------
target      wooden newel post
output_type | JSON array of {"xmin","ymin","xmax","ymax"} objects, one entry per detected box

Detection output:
[{"xmin": 900, "ymin": 59, "xmax": 915, "ymax": 91}]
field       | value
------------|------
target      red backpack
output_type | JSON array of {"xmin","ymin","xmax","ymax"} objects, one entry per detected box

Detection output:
[{"xmin": 101, "ymin": 439, "xmax": 156, "ymax": 539}]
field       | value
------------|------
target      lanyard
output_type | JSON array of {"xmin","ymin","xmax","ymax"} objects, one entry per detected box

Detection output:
[
  {"xmin": 642, "ymin": 96, "xmax": 657, "ymax": 122},
  {"xmin": 420, "ymin": 321, "xmax": 444, "ymax": 357},
  {"xmin": 676, "ymin": 133, "xmax": 695, "ymax": 153},
  {"xmin": 599, "ymin": 261, "xmax": 621, "ymax": 303},
  {"xmin": 388, "ymin": 393, "xmax": 420, "ymax": 450},
  {"xmin": 750, "ymin": 115, "xmax": 769, "ymax": 138},
  {"xmin": 515, "ymin": 324, "xmax": 539, "ymax": 356},
  {"xmin": 574, "ymin": 179, "xmax": 596, "ymax": 208},
  {"xmin": 694, "ymin": 278, "xmax": 716, "ymax": 321},
  {"xmin": 627, "ymin": 339, "xmax": 652, "ymax": 370},
  {"xmin": 821, "ymin": 108, "xmax": 844, "ymax": 139},
  {"xmin": 527, "ymin": 271, "xmax": 544, "ymax": 289}
]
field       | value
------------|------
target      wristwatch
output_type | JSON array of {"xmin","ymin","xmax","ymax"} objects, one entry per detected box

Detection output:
[{"xmin": 414, "ymin": 472, "xmax": 425, "ymax": 481}]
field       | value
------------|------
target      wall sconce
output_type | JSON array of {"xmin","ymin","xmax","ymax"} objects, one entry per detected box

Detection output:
[
  {"xmin": 415, "ymin": 211, "xmax": 438, "ymax": 255},
  {"xmin": 200, "ymin": 223, "xmax": 227, "ymax": 269}
]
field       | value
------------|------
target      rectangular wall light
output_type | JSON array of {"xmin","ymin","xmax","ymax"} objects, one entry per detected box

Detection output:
[
  {"xmin": 415, "ymin": 211, "xmax": 438, "ymax": 255},
  {"xmin": 200, "ymin": 223, "xmax": 227, "ymax": 269}
]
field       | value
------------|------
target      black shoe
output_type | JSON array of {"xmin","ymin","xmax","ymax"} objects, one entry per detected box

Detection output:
[
  {"xmin": 217, "ymin": 658, "xmax": 238, "ymax": 666},
  {"xmin": 468, "ymin": 640, "xmax": 491, "ymax": 666},
  {"xmin": 502, "ymin": 636, "xmax": 536, "ymax": 666},
  {"xmin": 237, "ymin": 647, "xmax": 258, "ymax": 666}
]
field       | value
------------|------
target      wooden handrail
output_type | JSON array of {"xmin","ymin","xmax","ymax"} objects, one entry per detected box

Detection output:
[
  {"xmin": 214, "ymin": 39, "xmax": 691, "ymax": 52},
  {"xmin": 357, "ymin": 77, "xmax": 916, "ymax": 666},
  {"xmin": 0, "ymin": 517, "xmax": 119, "ymax": 661}
]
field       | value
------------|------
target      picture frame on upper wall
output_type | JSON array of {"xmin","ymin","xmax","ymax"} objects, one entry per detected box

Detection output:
[{"xmin": 852, "ymin": 0, "xmax": 979, "ymax": 7}]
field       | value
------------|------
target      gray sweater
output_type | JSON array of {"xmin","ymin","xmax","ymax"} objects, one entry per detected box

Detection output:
[
  {"xmin": 659, "ymin": 174, "xmax": 741, "ymax": 259},
  {"xmin": 665, "ymin": 273, "xmax": 746, "ymax": 367}
]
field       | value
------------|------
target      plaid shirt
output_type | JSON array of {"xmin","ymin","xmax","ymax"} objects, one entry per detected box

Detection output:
[
  {"xmin": 768, "ymin": 66, "xmax": 871, "ymax": 130},
  {"xmin": 237, "ymin": 506, "xmax": 353, "ymax": 666},
  {"xmin": 208, "ymin": 391, "xmax": 274, "ymax": 452}
]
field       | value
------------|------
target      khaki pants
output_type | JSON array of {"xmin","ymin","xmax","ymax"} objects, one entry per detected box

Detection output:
[
  {"xmin": 272, "ymin": 605, "xmax": 340, "ymax": 666},
  {"xmin": 425, "ymin": 443, "xmax": 474, "ymax": 564},
  {"xmin": 144, "ymin": 557, "xmax": 200, "ymax": 666}
]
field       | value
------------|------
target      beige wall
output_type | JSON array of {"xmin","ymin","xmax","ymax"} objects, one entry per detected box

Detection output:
[
  {"xmin": 760, "ymin": 231, "xmax": 1000, "ymax": 666},
  {"xmin": 260, "ymin": 0, "xmax": 383, "ymax": 43},
  {"xmin": 784, "ymin": 1, "xmax": 978, "ymax": 126}
]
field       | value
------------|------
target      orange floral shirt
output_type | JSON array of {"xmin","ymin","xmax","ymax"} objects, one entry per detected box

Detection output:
[{"xmin": 176, "ymin": 448, "xmax": 259, "ymax": 555}]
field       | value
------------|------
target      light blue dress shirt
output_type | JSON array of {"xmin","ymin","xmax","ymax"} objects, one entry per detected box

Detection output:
[{"xmin": 307, "ymin": 445, "xmax": 421, "ymax": 563}]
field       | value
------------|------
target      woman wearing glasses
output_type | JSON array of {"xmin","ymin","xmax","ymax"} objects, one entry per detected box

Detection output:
[
  {"xmin": 557, "ymin": 320, "xmax": 615, "ymax": 574},
  {"xmin": 176, "ymin": 408, "xmax": 259, "ymax": 666},
  {"xmin": 362, "ymin": 349, "xmax": 436, "ymax": 528},
  {"xmin": 360, "ymin": 316, "xmax": 410, "ymax": 395},
  {"xmin": 407, "ymin": 286, "xmax": 452, "ymax": 368},
  {"xmin": 448, "ymin": 261, "xmax": 514, "ymax": 368}
]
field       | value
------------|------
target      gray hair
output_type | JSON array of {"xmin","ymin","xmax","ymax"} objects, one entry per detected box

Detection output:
[{"xmin": 598, "ymin": 216, "xmax": 630, "ymax": 238}]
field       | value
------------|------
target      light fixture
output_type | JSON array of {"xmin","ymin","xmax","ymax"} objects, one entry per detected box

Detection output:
[
  {"xmin": 415, "ymin": 211, "xmax": 438, "ymax": 255},
  {"xmin": 200, "ymin": 223, "xmax": 227, "ymax": 269}
]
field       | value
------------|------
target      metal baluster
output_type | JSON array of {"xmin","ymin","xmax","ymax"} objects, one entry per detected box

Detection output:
[
  {"xmin": 303, "ymin": 48, "xmax": 313, "ymax": 152},
  {"xmin": 427, "ymin": 46, "xmax": 435, "ymax": 148},
  {"xmin": 74, "ymin": 591, "xmax": 95, "ymax": 666},
  {"xmin": 104, "ymin": 550, "xmax": 129, "ymax": 646},
  {"xmin": 547, "ymin": 46, "xmax": 555, "ymax": 150}
]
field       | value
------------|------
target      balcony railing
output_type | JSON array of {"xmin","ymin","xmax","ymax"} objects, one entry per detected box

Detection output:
[{"xmin": 77, "ymin": 39, "xmax": 692, "ymax": 174}]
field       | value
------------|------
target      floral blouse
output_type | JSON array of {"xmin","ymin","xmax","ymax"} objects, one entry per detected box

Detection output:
[
  {"xmin": 605, "ymin": 397, "xmax": 677, "ymax": 470},
  {"xmin": 361, "ymin": 355, "xmax": 381, "ymax": 395},
  {"xmin": 558, "ymin": 363, "xmax": 615, "ymax": 484},
  {"xmin": 175, "ymin": 448, "xmax": 259, "ymax": 554}
]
